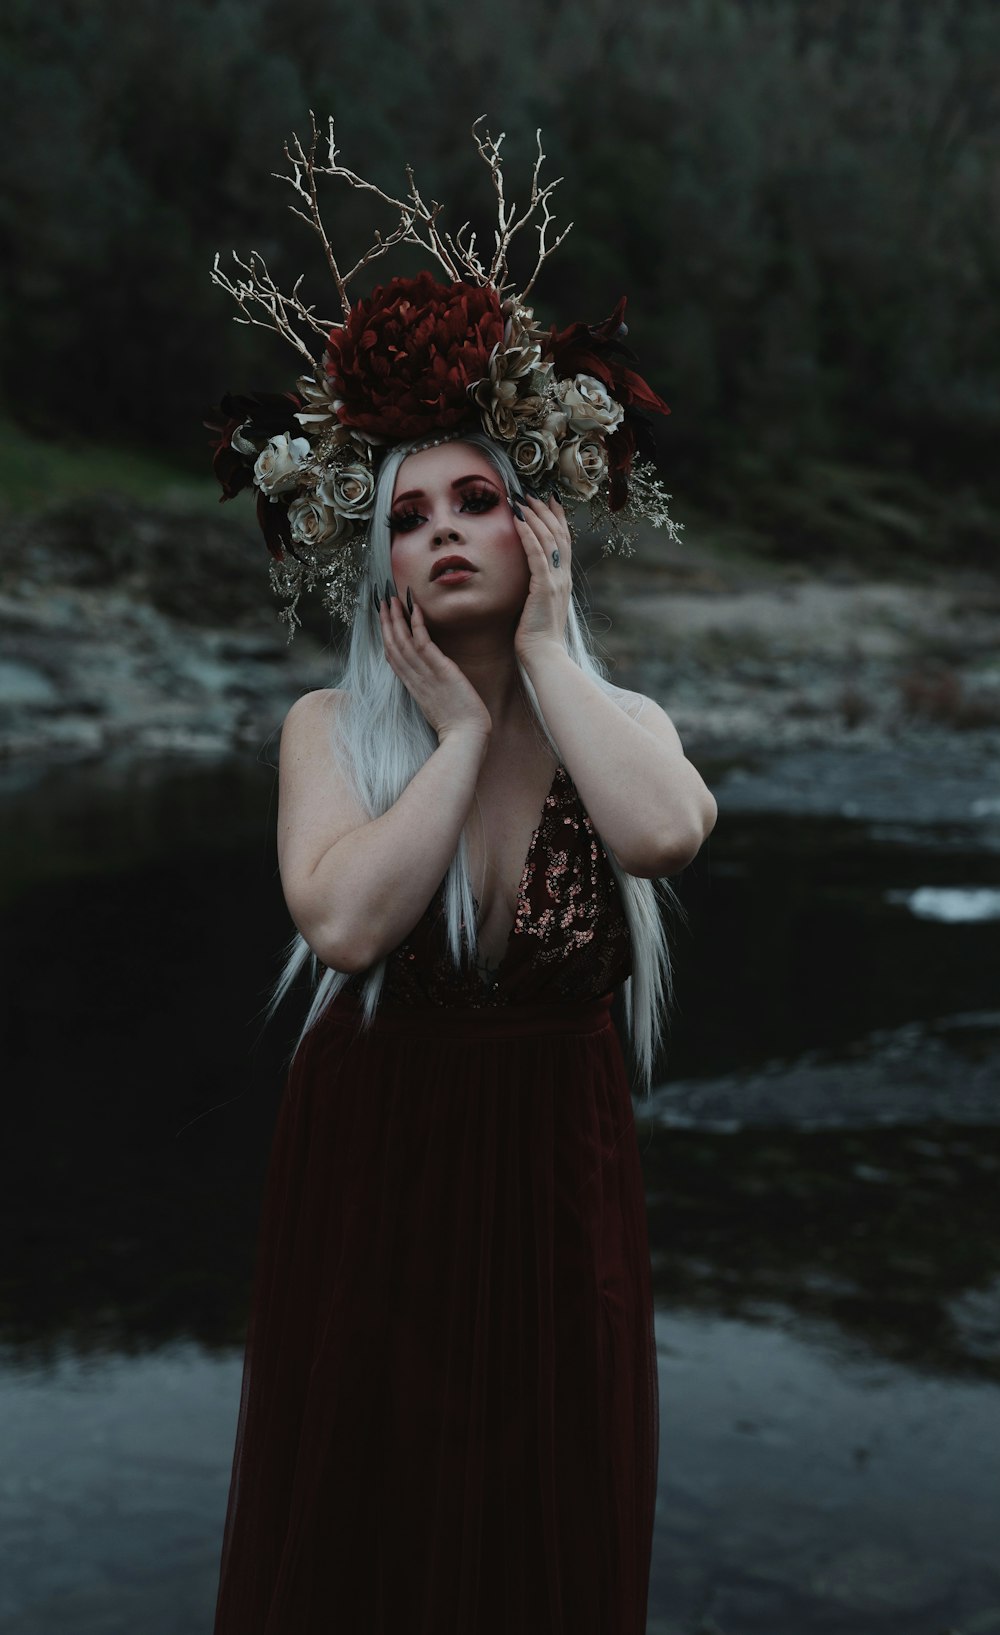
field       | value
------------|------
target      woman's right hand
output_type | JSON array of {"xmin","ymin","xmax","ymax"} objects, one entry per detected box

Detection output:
[{"xmin": 377, "ymin": 584, "xmax": 492, "ymax": 742}]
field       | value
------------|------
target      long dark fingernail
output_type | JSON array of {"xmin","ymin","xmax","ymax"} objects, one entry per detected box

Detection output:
[
  {"xmin": 552, "ymin": 490, "xmax": 563, "ymax": 507},
  {"xmin": 373, "ymin": 586, "xmax": 381, "ymax": 611},
  {"xmin": 385, "ymin": 578, "xmax": 394, "ymax": 601},
  {"xmin": 512, "ymin": 501, "xmax": 525, "ymax": 521},
  {"xmin": 406, "ymin": 586, "xmax": 414, "ymax": 615}
]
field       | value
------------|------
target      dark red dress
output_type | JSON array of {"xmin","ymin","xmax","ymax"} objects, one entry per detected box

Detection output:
[{"xmin": 213, "ymin": 764, "xmax": 659, "ymax": 1635}]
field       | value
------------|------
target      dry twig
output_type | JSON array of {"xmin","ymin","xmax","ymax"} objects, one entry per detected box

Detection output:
[{"xmin": 211, "ymin": 112, "xmax": 574, "ymax": 359}]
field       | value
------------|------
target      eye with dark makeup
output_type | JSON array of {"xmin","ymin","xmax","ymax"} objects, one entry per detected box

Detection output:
[
  {"xmin": 385, "ymin": 504, "xmax": 427, "ymax": 534},
  {"xmin": 387, "ymin": 481, "xmax": 502, "ymax": 534},
  {"xmin": 459, "ymin": 482, "xmax": 501, "ymax": 515}
]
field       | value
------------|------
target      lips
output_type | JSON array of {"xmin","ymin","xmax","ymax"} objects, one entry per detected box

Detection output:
[{"xmin": 430, "ymin": 555, "xmax": 476, "ymax": 581}]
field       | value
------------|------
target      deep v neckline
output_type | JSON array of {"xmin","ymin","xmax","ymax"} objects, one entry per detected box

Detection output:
[{"xmin": 471, "ymin": 762, "xmax": 566, "ymax": 979}]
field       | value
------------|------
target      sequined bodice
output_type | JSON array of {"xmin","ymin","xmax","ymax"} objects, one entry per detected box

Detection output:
[{"xmin": 345, "ymin": 765, "xmax": 632, "ymax": 1007}]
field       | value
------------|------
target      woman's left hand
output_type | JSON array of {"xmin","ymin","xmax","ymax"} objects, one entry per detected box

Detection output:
[{"xmin": 512, "ymin": 492, "xmax": 573, "ymax": 662}]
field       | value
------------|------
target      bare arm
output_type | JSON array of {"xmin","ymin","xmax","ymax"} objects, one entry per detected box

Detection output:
[
  {"xmin": 278, "ymin": 690, "xmax": 490, "ymax": 972},
  {"xmin": 523, "ymin": 649, "xmax": 717, "ymax": 876},
  {"xmin": 512, "ymin": 491, "xmax": 716, "ymax": 877}
]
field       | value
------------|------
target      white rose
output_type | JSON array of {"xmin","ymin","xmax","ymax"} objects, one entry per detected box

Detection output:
[
  {"xmin": 557, "ymin": 434, "xmax": 609, "ymax": 500},
  {"xmin": 287, "ymin": 494, "xmax": 350, "ymax": 548},
  {"xmin": 557, "ymin": 374, "xmax": 624, "ymax": 434},
  {"xmin": 254, "ymin": 432, "xmax": 312, "ymax": 495},
  {"xmin": 540, "ymin": 407, "xmax": 570, "ymax": 441},
  {"xmin": 317, "ymin": 463, "xmax": 376, "ymax": 519},
  {"xmin": 510, "ymin": 426, "xmax": 561, "ymax": 479}
]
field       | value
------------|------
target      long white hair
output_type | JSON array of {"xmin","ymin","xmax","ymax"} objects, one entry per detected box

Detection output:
[{"xmin": 265, "ymin": 431, "xmax": 687, "ymax": 1094}]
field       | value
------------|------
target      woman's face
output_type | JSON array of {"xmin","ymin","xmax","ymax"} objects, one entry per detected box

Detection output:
[{"xmin": 387, "ymin": 443, "xmax": 529, "ymax": 629}]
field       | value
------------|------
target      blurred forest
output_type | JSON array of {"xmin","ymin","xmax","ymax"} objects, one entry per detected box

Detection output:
[{"xmin": 2, "ymin": 0, "xmax": 999, "ymax": 565}]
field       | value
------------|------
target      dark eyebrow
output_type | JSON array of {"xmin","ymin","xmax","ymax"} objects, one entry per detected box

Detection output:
[{"xmin": 392, "ymin": 474, "xmax": 501, "ymax": 504}]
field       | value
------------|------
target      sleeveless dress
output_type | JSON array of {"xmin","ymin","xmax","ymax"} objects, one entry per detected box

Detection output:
[{"xmin": 213, "ymin": 764, "xmax": 659, "ymax": 1635}]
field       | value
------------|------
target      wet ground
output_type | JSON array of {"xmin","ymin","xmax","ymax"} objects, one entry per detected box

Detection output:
[{"xmin": 1, "ymin": 744, "xmax": 999, "ymax": 1633}]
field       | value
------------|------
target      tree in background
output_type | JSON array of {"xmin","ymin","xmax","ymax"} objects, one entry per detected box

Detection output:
[{"xmin": 1, "ymin": 0, "xmax": 998, "ymax": 560}]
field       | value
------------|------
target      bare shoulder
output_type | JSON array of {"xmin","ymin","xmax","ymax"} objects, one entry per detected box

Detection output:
[
  {"xmin": 277, "ymin": 688, "xmax": 367, "ymax": 890},
  {"xmin": 280, "ymin": 686, "xmax": 344, "ymax": 740},
  {"xmin": 608, "ymin": 685, "xmax": 686, "ymax": 753}
]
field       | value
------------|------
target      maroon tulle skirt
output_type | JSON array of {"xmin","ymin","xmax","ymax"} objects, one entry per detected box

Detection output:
[{"xmin": 213, "ymin": 989, "xmax": 658, "ymax": 1635}]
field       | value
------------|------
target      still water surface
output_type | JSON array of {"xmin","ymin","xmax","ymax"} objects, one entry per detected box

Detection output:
[{"xmin": 1, "ymin": 751, "xmax": 998, "ymax": 1634}]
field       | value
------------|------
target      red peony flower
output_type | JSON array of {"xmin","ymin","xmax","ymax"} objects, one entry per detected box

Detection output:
[
  {"xmin": 547, "ymin": 298, "xmax": 671, "ymax": 511},
  {"xmin": 324, "ymin": 272, "xmax": 504, "ymax": 439}
]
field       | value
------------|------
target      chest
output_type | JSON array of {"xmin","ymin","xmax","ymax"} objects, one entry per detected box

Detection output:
[{"xmin": 464, "ymin": 757, "xmax": 560, "ymax": 969}]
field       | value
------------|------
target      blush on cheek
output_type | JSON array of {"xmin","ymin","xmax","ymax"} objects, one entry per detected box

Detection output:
[{"xmin": 497, "ymin": 536, "xmax": 524, "ymax": 555}]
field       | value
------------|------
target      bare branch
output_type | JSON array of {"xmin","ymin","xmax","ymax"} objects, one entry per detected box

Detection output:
[
  {"xmin": 213, "ymin": 111, "xmax": 575, "ymax": 351},
  {"xmin": 469, "ymin": 118, "xmax": 571, "ymax": 297},
  {"xmin": 341, "ymin": 215, "xmax": 418, "ymax": 288},
  {"xmin": 521, "ymin": 197, "xmax": 575, "ymax": 302},
  {"xmin": 210, "ymin": 252, "xmax": 331, "ymax": 362},
  {"xmin": 272, "ymin": 115, "xmax": 465, "ymax": 288},
  {"xmin": 275, "ymin": 110, "xmax": 352, "ymax": 318}
]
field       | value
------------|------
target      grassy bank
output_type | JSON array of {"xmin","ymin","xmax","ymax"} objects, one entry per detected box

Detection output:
[
  {"xmin": 2, "ymin": 420, "xmax": 998, "ymax": 582},
  {"xmin": 0, "ymin": 420, "xmax": 228, "ymax": 519}
]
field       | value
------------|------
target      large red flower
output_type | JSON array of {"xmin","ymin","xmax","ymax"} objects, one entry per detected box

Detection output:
[
  {"xmin": 325, "ymin": 272, "xmax": 504, "ymax": 439},
  {"xmin": 547, "ymin": 298, "xmax": 671, "ymax": 510}
]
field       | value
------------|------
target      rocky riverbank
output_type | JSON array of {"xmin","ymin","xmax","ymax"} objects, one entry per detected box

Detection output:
[{"xmin": 2, "ymin": 493, "xmax": 999, "ymax": 805}]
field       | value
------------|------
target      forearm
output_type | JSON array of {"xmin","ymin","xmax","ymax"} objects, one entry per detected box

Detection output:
[
  {"xmin": 521, "ymin": 646, "xmax": 714, "ymax": 875},
  {"xmin": 310, "ymin": 728, "xmax": 489, "ymax": 970}
]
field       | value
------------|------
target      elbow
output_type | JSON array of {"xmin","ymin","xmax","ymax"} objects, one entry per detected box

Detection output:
[
  {"xmin": 666, "ymin": 827, "xmax": 711, "ymax": 876},
  {"xmin": 318, "ymin": 919, "xmax": 377, "ymax": 974},
  {"xmin": 288, "ymin": 903, "xmax": 375, "ymax": 975},
  {"xmin": 320, "ymin": 936, "xmax": 373, "ymax": 975},
  {"xmin": 623, "ymin": 839, "xmax": 699, "ymax": 878},
  {"xmin": 669, "ymin": 792, "xmax": 717, "ymax": 873},
  {"xmin": 621, "ymin": 796, "xmax": 718, "ymax": 879}
]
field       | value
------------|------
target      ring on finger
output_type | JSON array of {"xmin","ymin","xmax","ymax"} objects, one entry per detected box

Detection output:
[{"xmin": 551, "ymin": 548, "xmax": 560, "ymax": 569}]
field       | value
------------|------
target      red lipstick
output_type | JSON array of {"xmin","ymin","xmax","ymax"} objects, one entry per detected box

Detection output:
[{"xmin": 430, "ymin": 555, "xmax": 476, "ymax": 581}]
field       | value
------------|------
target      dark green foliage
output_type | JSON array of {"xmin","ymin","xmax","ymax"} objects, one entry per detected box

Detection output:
[{"xmin": 1, "ymin": 0, "xmax": 998, "ymax": 544}]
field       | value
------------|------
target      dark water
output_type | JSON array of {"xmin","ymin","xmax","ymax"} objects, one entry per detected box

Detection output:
[{"xmin": 1, "ymin": 750, "xmax": 998, "ymax": 1635}]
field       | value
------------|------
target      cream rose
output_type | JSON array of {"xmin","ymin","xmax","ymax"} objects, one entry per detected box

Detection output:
[
  {"xmin": 317, "ymin": 463, "xmax": 376, "ymax": 519},
  {"xmin": 557, "ymin": 434, "xmax": 609, "ymax": 500},
  {"xmin": 254, "ymin": 432, "xmax": 312, "ymax": 495},
  {"xmin": 540, "ymin": 407, "xmax": 570, "ymax": 441},
  {"xmin": 510, "ymin": 426, "xmax": 561, "ymax": 480},
  {"xmin": 557, "ymin": 374, "xmax": 625, "ymax": 434},
  {"xmin": 287, "ymin": 494, "xmax": 350, "ymax": 548}
]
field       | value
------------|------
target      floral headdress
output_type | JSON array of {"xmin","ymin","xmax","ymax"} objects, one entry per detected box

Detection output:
[{"xmin": 206, "ymin": 114, "xmax": 682, "ymax": 638}]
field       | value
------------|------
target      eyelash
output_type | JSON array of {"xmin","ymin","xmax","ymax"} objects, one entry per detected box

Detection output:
[{"xmin": 386, "ymin": 483, "xmax": 501, "ymax": 534}]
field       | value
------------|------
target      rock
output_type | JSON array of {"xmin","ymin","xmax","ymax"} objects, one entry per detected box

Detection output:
[{"xmin": 3, "ymin": 494, "xmax": 1000, "ymax": 787}]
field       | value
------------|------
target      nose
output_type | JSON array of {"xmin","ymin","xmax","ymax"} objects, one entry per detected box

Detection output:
[{"xmin": 433, "ymin": 524, "xmax": 461, "ymax": 545}]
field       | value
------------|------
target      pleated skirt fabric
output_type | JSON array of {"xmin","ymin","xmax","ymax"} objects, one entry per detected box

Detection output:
[{"xmin": 213, "ymin": 990, "xmax": 658, "ymax": 1635}]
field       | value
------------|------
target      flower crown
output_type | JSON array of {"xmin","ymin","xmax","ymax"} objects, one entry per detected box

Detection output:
[{"xmin": 205, "ymin": 115, "xmax": 682, "ymax": 638}]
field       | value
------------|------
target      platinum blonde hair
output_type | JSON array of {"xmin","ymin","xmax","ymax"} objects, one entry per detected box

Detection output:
[{"xmin": 265, "ymin": 431, "xmax": 687, "ymax": 1094}]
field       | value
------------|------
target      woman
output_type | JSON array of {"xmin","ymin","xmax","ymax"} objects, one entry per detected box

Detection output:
[{"xmin": 208, "ymin": 121, "xmax": 717, "ymax": 1634}]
